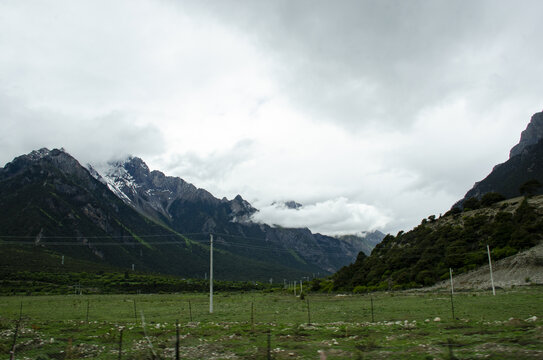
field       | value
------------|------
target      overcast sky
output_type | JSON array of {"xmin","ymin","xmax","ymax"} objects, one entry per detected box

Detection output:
[{"xmin": 1, "ymin": 0, "xmax": 542, "ymax": 235}]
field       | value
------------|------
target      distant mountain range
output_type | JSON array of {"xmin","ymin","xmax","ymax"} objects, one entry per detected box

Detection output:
[{"xmin": 0, "ymin": 148, "xmax": 384, "ymax": 280}]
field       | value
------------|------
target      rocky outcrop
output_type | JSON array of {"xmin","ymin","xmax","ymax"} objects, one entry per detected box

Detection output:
[
  {"xmin": 89, "ymin": 157, "xmax": 256, "ymax": 225},
  {"xmin": 456, "ymin": 111, "xmax": 543, "ymax": 208},
  {"xmin": 510, "ymin": 111, "xmax": 543, "ymax": 158}
]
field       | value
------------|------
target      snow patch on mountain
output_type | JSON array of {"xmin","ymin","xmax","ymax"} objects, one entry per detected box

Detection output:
[{"xmin": 87, "ymin": 162, "xmax": 137, "ymax": 205}]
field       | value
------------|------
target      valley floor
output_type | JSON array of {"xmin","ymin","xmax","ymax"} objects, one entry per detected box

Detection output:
[{"xmin": 1, "ymin": 287, "xmax": 542, "ymax": 359}]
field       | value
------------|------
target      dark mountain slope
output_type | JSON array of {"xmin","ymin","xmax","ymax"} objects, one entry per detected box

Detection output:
[
  {"xmin": 335, "ymin": 231, "xmax": 385, "ymax": 256},
  {"xmin": 457, "ymin": 111, "xmax": 543, "ymax": 207},
  {"xmin": 458, "ymin": 140, "xmax": 543, "ymax": 205}
]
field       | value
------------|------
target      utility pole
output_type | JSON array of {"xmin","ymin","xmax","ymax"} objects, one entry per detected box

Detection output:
[
  {"xmin": 487, "ymin": 245, "xmax": 496, "ymax": 296},
  {"xmin": 210, "ymin": 234, "xmax": 214, "ymax": 313},
  {"xmin": 449, "ymin": 268, "xmax": 454, "ymax": 295},
  {"xmin": 294, "ymin": 281, "xmax": 297, "ymax": 296},
  {"xmin": 61, "ymin": 255, "xmax": 64, "ymax": 265},
  {"xmin": 449, "ymin": 268, "xmax": 455, "ymax": 320}
]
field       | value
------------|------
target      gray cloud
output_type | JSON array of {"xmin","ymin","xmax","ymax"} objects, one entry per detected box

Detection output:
[
  {"xmin": 151, "ymin": 139, "xmax": 255, "ymax": 192},
  {"xmin": 0, "ymin": 92, "xmax": 165, "ymax": 166},
  {"xmin": 190, "ymin": 0, "xmax": 542, "ymax": 129}
]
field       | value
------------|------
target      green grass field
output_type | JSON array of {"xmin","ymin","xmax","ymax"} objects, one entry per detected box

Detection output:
[{"xmin": 1, "ymin": 286, "xmax": 542, "ymax": 359}]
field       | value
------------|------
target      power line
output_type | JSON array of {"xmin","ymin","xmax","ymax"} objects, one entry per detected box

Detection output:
[
  {"xmin": 0, "ymin": 232, "xmax": 300, "ymax": 253},
  {"xmin": 0, "ymin": 238, "xmax": 299, "ymax": 253},
  {"xmin": 0, "ymin": 231, "xmax": 495, "ymax": 255},
  {"xmin": 0, "ymin": 233, "xmax": 204, "ymax": 239}
]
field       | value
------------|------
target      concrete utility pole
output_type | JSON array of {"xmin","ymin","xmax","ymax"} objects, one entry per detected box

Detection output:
[
  {"xmin": 294, "ymin": 281, "xmax": 297, "ymax": 296},
  {"xmin": 61, "ymin": 255, "xmax": 64, "ymax": 265},
  {"xmin": 449, "ymin": 268, "xmax": 454, "ymax": 295},
  {"xmin": 210, "ymin": 234, "xmax": 214, "ymax": 313},
  {"xmin": 487, "ymin": 245, "xmax": 496, "ymax": 296}
]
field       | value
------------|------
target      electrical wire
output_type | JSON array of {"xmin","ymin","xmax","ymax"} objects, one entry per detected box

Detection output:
[{"xmin": 0, "ymin": 231, "xmax": 493, "ymax": 255}]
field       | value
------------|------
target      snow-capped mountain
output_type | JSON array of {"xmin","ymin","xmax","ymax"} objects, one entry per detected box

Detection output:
[{"xmin": 88, "ymin": 157, "xmax": 256, "ymax": 226}]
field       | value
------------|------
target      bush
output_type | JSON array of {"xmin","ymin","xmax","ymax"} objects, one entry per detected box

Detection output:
[
  {"xmin": 353, "ymin": 285, "xmax": 367, "ymax": 294},
  {"xmin": 463, "ymin": 197, "xmax": 481, "ymax": 211},
  {"xmin": 519, "ymin": 179, "xmax": 542, "ymax": 197},
  {"xmin": 447, "ymin": 207, "xmax": 462, "ymax": 216},
  {"xmin": 481, "ymin": 192, "xmax": 506, "ymax": 206},
  {"xmin": 492, "ymin": 246, "xmax": 518, "ymax": 260},
  {"xmin": 320, "ymin": 280, "xmax": 334, "ymax": 293}
]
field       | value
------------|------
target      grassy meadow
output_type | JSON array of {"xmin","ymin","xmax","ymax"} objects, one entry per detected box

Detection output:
[{"xmin": 1, "ymin": 286, "xmax": 542, "ymax": 359}]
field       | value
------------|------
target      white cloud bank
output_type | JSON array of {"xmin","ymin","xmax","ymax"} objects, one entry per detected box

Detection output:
[{"xmin": 252, "ymin": 198, "xmax": 390, "ymax": 236}]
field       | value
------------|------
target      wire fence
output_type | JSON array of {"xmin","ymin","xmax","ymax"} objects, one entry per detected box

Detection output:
[{"xmin": 2, "ymin": 289, "xmax": 542, "ymax": 359}]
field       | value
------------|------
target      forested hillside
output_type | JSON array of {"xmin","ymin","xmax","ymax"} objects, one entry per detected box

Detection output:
[{"xmin": 333, "ymin": 195, "xmax": 543, "ymax": 291}]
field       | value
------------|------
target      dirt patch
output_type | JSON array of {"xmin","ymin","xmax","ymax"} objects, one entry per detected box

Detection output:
[{"xmin": 430, "ymin": 242, "xmax": 543, "ymax": 291}]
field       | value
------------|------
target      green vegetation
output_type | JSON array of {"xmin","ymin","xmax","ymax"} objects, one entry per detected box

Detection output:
[
  {"xmin": 519, "ymin": 179, "xmax": 542, "ymax": 197},
  {"xmin": 1, "ymin": 287, "xmax": 542, "ymax": 359},
  {"xmin": 288, "ymin": 249, "xmax": 307, "ymax": 265},
  {"xmin": 334, "ymin": 196, "xmax": 543, "ymax": 291},
  {"xmin": 113, "ymin": 219, "xmax": 153, "ymax": 250},
  {"xmin": 0, "ymin": 270, "xmax": 269, "ymax": 296}
]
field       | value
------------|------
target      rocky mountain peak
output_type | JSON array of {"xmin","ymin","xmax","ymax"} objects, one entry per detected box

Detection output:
[
  {"xmin": 26, "ymin": 147, "xmax": 54, "ymax": 161},
  {"xmin": 270, "ymin": 200, "xmax": 303, "ymax": 210},
  {"xmin": 284, "ymin": 201, "xmax": 303, "ymax": 210},
  {"xmin": 122, "ymin": 156, "xmax": 150, "ymax": 180},
  {"xmin": 4, "ymin": 148, "xmax": 85, "ymax": 179},
  {"xmin": 509, "ymin": 111, "xmax": 543, "ymax": 158},
  {"xmin": 230, "ymin": 194, "xmax": 257, "ymax": 220},
  {"xmin": 15, "ymin": 147, "xmax": 70, "ymax": 164},
  {"xmin": 88, "ymin": 155, "xmax": 235, "ymax": 223},
  {"xmin": 455, "ymin": 110, "xmax": 543, "ymax": 208}
]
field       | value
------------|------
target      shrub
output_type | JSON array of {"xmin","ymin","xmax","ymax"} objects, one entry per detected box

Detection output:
[
  {"xmin": 463, "ymin": 197, "xmax": 481, "ymax": 211},
  {"xmin": 353, "ymin": 285, "xmax": 367, "ymax": 294},
  {"xmin": 492, "ymin": 246, "xmax": 518, "ymax": 260},
  {"xmin": 519, "ymin": 179, "xmax": 542, "ymax": 197},
  {"xmin": 481, "ymin": 192, "xmax": 506, "ymax": 206}
]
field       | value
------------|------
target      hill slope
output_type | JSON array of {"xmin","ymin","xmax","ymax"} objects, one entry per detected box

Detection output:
[
  {"xmin": 457, "ymin": 111, "xmax": 543, "ymax": 207},
  {"xmin": 430, "ymin": 241, "xmax": 543, "ymax": 291},
  {"xmin": 333, "ymin": 195, "xmax": 543, "ymax": 291}
]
